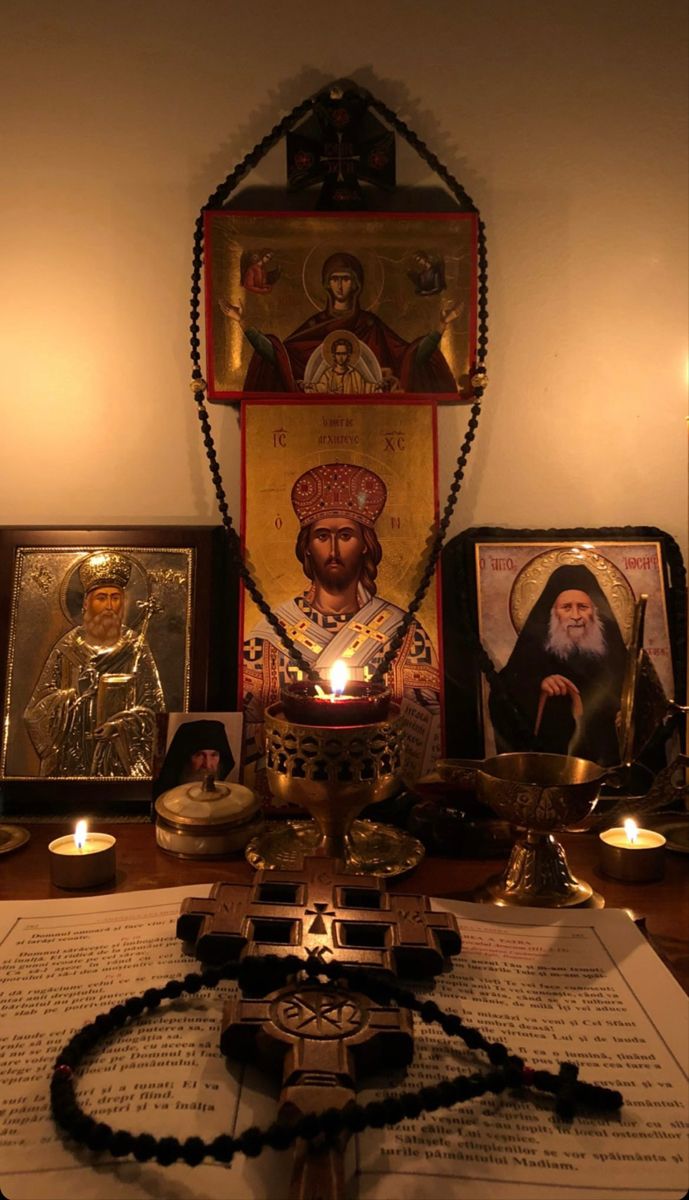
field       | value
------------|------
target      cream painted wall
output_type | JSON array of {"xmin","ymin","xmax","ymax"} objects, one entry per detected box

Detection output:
[{"xmin": 1, "ymin": 1, "xmax": 687, "ymax": 564}]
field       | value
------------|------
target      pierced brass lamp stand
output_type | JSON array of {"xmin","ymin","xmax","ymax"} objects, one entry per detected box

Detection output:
[{"xmin": 245, "ymin": 702, "xmax": 424, "ymax": 877}]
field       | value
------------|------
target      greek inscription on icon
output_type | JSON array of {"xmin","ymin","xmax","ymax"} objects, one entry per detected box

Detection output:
[{"xmin": 384, "ymin": 432, "xmax": 405, "ymax": 452}]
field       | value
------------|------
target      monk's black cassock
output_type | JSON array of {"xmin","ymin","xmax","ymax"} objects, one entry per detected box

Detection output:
[{"xmin": 489, "ymin": 564, "xmax": 627, "ymax": 765}]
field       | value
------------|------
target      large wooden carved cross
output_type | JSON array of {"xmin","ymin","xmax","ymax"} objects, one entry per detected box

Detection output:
[
  {"xmin": 177, "ymin": 855, "xmax": 460, "ymax": 978},
  {"xmin": 178, "ymin": 858, "xmax": 460, "ymax": 1200}
]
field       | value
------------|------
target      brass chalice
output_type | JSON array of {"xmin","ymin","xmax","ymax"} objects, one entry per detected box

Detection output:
[
  {"xmin": 244, "ymin": 701, "xmax": 424, "ymax": 876},
  {"xmin": 474, "ymin": 752, "xmax": 607, "ymax": 907}
]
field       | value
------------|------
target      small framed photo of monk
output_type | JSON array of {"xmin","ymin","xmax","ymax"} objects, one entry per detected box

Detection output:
[
  {"xmin": 203, "ymin": 210, "xmax": 477, "ymax": 403},
  {"xmin": 152, "ymin": 712, "xmax": 243, "ymax": 803},
  {"xmin": 442, "ymin": 527, "xmax": 686, "ymax": 766},
  {"xmin": 0, "ymin": 527, "xmax": 235, "ymax": 803}
]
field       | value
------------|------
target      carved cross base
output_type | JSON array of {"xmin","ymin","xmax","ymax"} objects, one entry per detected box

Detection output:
[{"xmin": 222, "ymin": 978, "xmax": 412, "ymax": 1200}]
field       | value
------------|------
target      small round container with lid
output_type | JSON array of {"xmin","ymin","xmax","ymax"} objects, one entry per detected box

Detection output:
[{"xmin": 155, "ymin": 772, "xmax": 261, "ymax": 858}]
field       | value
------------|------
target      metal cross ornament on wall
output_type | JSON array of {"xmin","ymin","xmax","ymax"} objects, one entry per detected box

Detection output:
[{"xmin": 286, "ymin": 83, "xmax": 396, "ymax": 208}]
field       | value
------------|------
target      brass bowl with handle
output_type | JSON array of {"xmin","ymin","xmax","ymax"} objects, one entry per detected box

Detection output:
[{"xmin": 473, "ymin": 752, "xmax": 607, "ymax": 907}]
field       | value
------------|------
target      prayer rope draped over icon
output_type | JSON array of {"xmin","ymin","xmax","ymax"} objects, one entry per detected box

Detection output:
[
  {"xmin": 50, "ymin": 955, "xmax": 623, "ymax": 1169},
  {"xmin": 187, "ymin": 81, "xmax": 488, "ymax": 681}
]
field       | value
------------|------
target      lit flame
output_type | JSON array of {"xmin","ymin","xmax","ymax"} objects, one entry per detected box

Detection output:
[
  {"xmin": 329, "ymin": 660, "xmax": 349, "ymax": 696},
  {"xmin": 623, "ymin": 818, "xmax": 639, "ymax": 845},
  {"xmin": 74, "ymin": 820, "xmax": 88, "ymax": 850}
]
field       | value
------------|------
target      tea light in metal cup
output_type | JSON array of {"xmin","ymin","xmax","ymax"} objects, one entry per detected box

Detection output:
[
  {"xmin": 280, "ymin": 660, "xmax": 391, "ymax": 727},
  {"xmin": 49, "ymin": 820, "xmax": 116, "ymax": 889},
  {"xmin": 599, "ymin": 818, "xmax": 666, "ymax": 882}
]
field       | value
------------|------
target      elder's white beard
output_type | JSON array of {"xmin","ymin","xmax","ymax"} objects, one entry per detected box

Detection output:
[{"xmin": 545, "ymin": 607, "xmax": 607, "ymax": 660}]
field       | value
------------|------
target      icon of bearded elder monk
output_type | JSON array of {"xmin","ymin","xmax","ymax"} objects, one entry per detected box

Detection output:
[
  {"xmin": 24, "ymin": 553, "xmax": 165, "ymax": 777},
  {"xmin": 488, "ymin": 563, "xmax": 629, "ymax": 766},
  {"xmin": 243, "ymin": 462, "xmax": 441, "ymax": 781},
  {"xmin": 221, "ymin": 251, "xmax": 462, "ymax": 395}
]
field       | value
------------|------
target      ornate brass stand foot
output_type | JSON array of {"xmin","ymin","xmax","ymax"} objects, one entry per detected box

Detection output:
[
  {"xmin": 245, "ymin": 817, "xmax": 424, "ymax": 877},
  {"xmin": 473, "ymin": 832, "xmax": 603, "ymax": 908},
  {"xmin": 245, "ymin": 820, "xmax": 321, "ymax": 871},
  {"xmin": 0, "ymin": 824, "xmax": 30, "ymax": 855},
  {"xmin": 344, "ymin": 818, "xmax": 424, "ymax": 876}
]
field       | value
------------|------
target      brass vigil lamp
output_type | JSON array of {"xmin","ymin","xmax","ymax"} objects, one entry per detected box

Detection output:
[{"xmin": 245, "ymin": 662, "xmax": 424, "ymax": 876}]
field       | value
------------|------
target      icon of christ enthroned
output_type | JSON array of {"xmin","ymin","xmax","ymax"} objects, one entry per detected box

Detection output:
[{"xmin": 242, "ymin": 461, "xmax": 441, "ymax": 791}]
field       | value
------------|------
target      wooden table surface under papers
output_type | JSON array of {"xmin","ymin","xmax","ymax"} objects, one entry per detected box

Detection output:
[{"xmin": 2, "ymin": 821, "xmax": 687, "ymax": 993}]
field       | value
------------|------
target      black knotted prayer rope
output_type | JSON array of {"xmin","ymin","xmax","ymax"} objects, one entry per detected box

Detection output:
[
  {"xmin": 51, "ymin": 954, "xmax": 623, "ymax": 1170},
  {"xmin": 188, "ymin": 82, "xmax": 489, "ymax": 680}
]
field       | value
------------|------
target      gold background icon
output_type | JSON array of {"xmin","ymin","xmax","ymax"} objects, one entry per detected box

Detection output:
[
  {"xmin": 241, "ymin": 400, "xmax": 441, "ymax": 656},
  {"xmin": 206, "ymin": 211, "xmax": 476, "ymax": 399}
]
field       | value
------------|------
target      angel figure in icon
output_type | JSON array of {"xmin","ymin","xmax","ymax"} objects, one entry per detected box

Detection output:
[
  {"xmin": 240, "ymin": 247, "xmax": 280, "ymax": 295},
  {"xmin": 407, "ymin": 249, "xmax": 446, "ymax": 296}
]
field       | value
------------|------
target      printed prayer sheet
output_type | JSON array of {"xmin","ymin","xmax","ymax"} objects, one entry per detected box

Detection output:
[{"xmin": 1, "ymin": 888, "xmax": 687, "ymax": 1200}]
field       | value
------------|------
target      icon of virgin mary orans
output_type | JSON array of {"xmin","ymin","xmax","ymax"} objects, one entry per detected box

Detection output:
[{"xmin": 222, "ymin": 251, "xmax": 461, "ymax": 394}]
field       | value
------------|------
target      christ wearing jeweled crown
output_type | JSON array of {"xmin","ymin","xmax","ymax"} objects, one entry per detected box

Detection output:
[{"xmin": 242, "ymin": 461, "xmax": 441, "ymax": 785}]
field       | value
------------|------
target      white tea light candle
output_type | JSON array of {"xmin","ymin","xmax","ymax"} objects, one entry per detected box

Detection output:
[
  {"xmin": 49, "ymin": 822, "xmax": 116, "ymax": 889},
  {"xmin": 599, "ymin": 818, "xmax": 666, "ymax": 882}
]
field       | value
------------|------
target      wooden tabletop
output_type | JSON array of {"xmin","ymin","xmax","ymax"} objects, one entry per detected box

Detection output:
[{"xmin": 2, "ymin": 820, "xmax": 687, "ymax": 993}]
